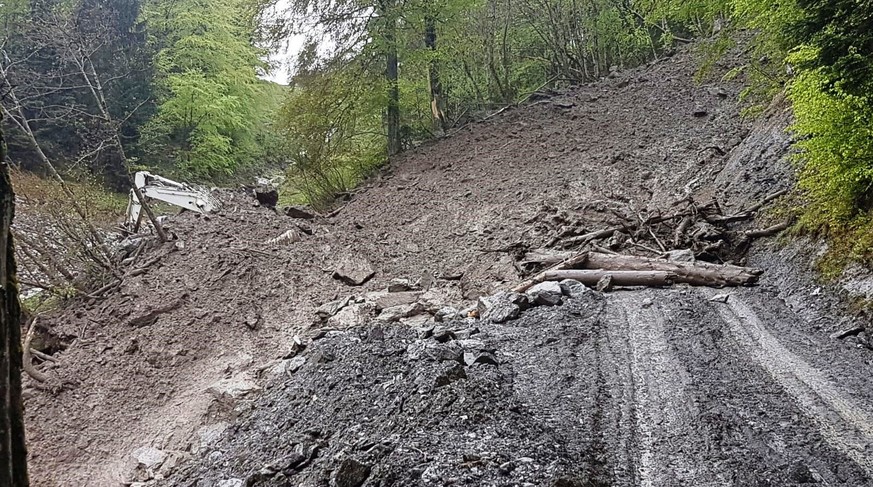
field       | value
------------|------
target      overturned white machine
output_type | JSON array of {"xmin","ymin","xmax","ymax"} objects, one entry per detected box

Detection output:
[{"xmin": 125, "ymin": 171, "xmax": 218, "ymax": 232}]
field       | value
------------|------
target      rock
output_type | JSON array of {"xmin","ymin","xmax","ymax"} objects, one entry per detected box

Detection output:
[
  {"xmin": 217, "ymin": 480, "xmax": 245, "ymax": 487},
  {"xmin": 253, "ymin": 186, "xmax": 278, "ymax": 208},
  {"xmin": 465, "ymin": 351, "xmax": 499, "ymax": 366},
  {"xmin": 595, "ymin": 275, "xmax": 614, "ymax": 292},
  {"xmin": 158, "ymin": 451, "xmax": 189, "ymax": 477},
  {"xmin": 131, "ymin": 446, "xmax": 167, "ymax": 470},
  {"xmin": 415, "ymin": 324, "xmax": 435, "ymax": 339},
  {"xmin": 387, "ymin": 278, "xmax": 415, "ymax": 292},
  {"xmin": 315, "ymin": 296, "xmax": 353, "ymax": 321},
  {"xmin": 527, "ymin": 281, "xmax": 563, "ymax": 306},
  {"xmin": 331, "ymin": 457, "xmax": 371, "ymax": 487},
  {"xmin": 692, "ymin": 107, "xmax": 708, "ymax": 117},
  {"xmin": 457, "ymin": 339, "xmax": 487, "ymax": 351},
  {"xmin": 207, "ymin": 376, "xmax": 261, "ymax": 400},
  {"xmin": 366, "ymin": 291, "xmax": 422, "ymax": 310},
  {"xmin": 664, "ymin": 249, "xmax": 695, "ymax": 263},
  {"xmin": 333, "ymin": 256, "xmax": 376, "ymax": 286},
  {"xmin": 431, "ymin": 326, "xmax": 456, "ymax": 343},
  {"xmin": 434, "ymin": 306, "xmax": 460, "ymax": 322},
  {"xmin": 194, "ymin": 422, "xmax": 229, "ymax": 454},
  {"xmin": 641, "ymin": 299, "xmax": 653, "ymax": 308},
  {"xmin": 435, "ymin": 363, "xmax": 468, "ymax": 387},
  {"xmin": 709, "ymin": 293, "xmax": 730, "ymax": 303},
  {"xmin": 269, "ymin": 355, "xmax": 307, "ymax": 376},
  {"xmin": 327, "ymin": 302, "xmax": 376, "ymax": 328},
  {"xmin": 477, "ymin": 292, "xmax": 527, "ymax": 323},
  {"xmin": 407, "ymin": 340, "xmax": 463, "ymax": 363},
  {"xmin": 558, "ymin": 279, "xmax": 589, "ymax": 298},
  {"xmin": 401, "ymin": 314, "xmax": 433, "ymax": 328},
  {"xmin": 452, "ymin": 326, "xmax": 480, "ymax": 339},
  {"xmin": 378, "ymin": 303, "xmax": 424, "ymax": 322},
  {"xmin": 283, "ymin": 205, "xmax": 317, "ymax": 219}
]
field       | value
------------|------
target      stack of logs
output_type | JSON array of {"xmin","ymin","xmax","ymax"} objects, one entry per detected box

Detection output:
[{"xmin": 513, "ymin": 189, "xmax": 791, "ymax": 290}]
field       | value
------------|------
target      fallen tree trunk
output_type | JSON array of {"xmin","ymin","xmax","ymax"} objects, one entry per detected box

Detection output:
[
  {"xmin": 540, "ymin": 269, "xmax": 678, "ymax": 287},
  {"xmin": 585, "ymin": 252, "xmax": 762, "ymax": 287},
  {"xmin": 513, "ymin": 252, "xmax": 589, "ymax": 292}
]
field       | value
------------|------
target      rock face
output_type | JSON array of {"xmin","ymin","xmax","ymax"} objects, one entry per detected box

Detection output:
[{"xmin": 333, "ymin": 256, "xmax": 376, "ymax": 286}]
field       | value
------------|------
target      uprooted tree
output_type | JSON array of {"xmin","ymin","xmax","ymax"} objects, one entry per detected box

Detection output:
[{"xmin": 1, "ymin": 112, "xmax": 30, "ymax": 486}]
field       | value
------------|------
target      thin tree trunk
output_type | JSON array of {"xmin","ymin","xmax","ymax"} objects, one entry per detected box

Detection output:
[
  {"xmin": 425, "ymin": 14, "xmax": 448, "ymax": 133},
  {"xmin": 0, "ymin": 110, "xmax": 31, "ymax": 487},
  {"xmin": 381, "ymin": 0, "xmax": 401, "ymax": 156}
]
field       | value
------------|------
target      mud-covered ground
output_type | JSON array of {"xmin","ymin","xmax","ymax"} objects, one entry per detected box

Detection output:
[
  {"xmin": 19, "ymin": 44, "xmax": 873, "ymax": 486},
  {"xmin": 166, "ymin": 284, "xmax": 873, "ymax": 486}
]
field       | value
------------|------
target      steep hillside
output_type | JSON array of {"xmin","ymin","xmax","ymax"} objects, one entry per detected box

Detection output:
[{"xmin": 21, "ymin": 46, "xmax": 873, "ymax": 486}]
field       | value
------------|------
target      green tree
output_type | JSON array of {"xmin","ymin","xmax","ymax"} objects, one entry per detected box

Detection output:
[{"xmin": 141, "ymin": 0, "xmax": 271, "ymax": 178}]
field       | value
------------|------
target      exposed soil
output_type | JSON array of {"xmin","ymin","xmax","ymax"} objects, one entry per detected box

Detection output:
[{"xmin": 19, "ymin": 45, "xmax": 873, "ymax": 487}]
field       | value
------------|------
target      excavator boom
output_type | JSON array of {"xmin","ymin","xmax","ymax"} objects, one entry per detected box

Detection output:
[{"xmin": 126, "ymin": 171, "xmax": 217, "ymax": 231}]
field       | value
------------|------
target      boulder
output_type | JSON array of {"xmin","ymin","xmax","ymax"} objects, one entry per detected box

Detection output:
[
  {"xmin": 434, "ymin": 306, "xmax": 460, "ymax": 322},
  {"xmin": 387, "ymin": 278, "xmax": 415, "ymax": 292},
  {"xmin": 378, "ymin": 303, "xmax": 424, "ymax": 323},
  {"xmin": 333, "ymin": 256, "xmax": 376, "ymax": 286},
  {"xmin": 253, "ymin": 186, "xmax": 278, "ymax": 208},
  {"xmin": 558, "ymin": 279, "xmax": 589, "ymax": 298},
  {"xmin": 527, "ymin": 281, "xmax": 563, "ymax": 306},
  {"xmin": 315, "ymin": 296, "xmax": 353, "ymax": 321},
  {"xmin": 477, "ymin": 292, "xmax": 527, "ymax": 323},
  {"xmin": 327, "ymin": 302, "xmax": 376, "ymax": 328}
]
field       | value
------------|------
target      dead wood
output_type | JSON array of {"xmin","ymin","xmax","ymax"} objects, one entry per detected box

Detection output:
[
  {"xmin": 540, "ymin": 269, "xmax": 678, "ymax": 287},
  {"xmin": 585, "ymin": 251, "xmax": 762, "ymax": 287},
  {"xmin": 513, "ymin": 252, "xmax": 589, "ymax": 292},
  {"xmin": 561, "ymin": 211, "xmax": 689, "ymax": 248},
  {"xmin": 744, "ymin": 220, "xmax": 792, "ymax": 239},
  {"xmin": 23, "ymin": 318, "xmax": 47, "ymax": 383},
  {"xmin": 520, "ymin": 249, "xmax": 575, "ymax": 265},
  {"xmin": 706, "ymin": 189, "xmax": 788, "ymax": 224}
]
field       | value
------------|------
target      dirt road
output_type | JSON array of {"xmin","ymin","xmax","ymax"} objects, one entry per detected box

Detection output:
[{"xmin": 164, "ymin": 280, "xmax": 873, "ymax": 486}]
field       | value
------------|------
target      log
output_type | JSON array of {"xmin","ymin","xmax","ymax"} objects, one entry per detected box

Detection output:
[
  {"xmin": 513, "ymin": 252, "xmax": 589, "ymax": 292},
  {"xmin": 585, "ymin": 252, "xmax": 761, "ymax": 287},
  {"xmin": 541, "ymin": 269, "xmax": 677, "ymax": 287},
  {"xmin": 744, "ymin": 220, "xmax": 791, "ymax": 239}
]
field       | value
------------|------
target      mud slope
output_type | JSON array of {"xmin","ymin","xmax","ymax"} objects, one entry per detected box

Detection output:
[{"xmin": 22, "ymin": 45, "xmax": 873, "ymax": 487}]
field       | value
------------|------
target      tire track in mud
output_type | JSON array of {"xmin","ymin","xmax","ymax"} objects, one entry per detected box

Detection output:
[
  {"xmin": 703, "ymin": 290, "xmax": 873, "ymax": 477},
  {"xmin": 610, "ymin": 290, "xmax": 726, "ymax": 487},
  {"xmin": 658, "ymin": 290, "xmax": 872, "ymax": 486}
]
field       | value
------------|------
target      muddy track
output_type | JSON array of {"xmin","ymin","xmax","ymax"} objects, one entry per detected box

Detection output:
[{"xmin": 165, "ymin": 285, "xmax": 873, "ymax": 486}]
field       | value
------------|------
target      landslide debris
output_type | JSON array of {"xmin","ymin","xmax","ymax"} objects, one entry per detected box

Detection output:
[{"xmin": 24, "ymin": 43, "xmax": 870, "ymax": 487}]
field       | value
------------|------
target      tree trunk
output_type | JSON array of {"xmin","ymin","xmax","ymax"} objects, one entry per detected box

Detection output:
[
  {"xmin": 584, "ymin": 252, "xmax": 762, "ymax": 287},
  {"xmin": 540, "ymin": 269, "xmax": 677, "ymax": 287},
  {"xmin": 0, "ymin": 112, "xmax": 31, "ymax": 487},
  {"xmin": 425, "ymin": 14, "xmax": 448, "ymax": 133},
  {"xmin": 382, "ymin": 0, "xmax": 401, "ymax": 156}
]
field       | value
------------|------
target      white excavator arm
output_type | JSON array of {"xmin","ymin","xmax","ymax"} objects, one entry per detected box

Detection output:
[{"xmin": 126, "ymin": 171, "xmax": 218, "ymax": 232}]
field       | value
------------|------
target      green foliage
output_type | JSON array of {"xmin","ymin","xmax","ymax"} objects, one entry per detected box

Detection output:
[
  {"xmin": 787, "ymin": 46, "xmax": 873, "ymax": 265},
  {"xmin": 277, "ymin": 68, "xmax": 385, "ymax": 210},
  {"xmin": 141, "ymin": 0, "xmax": 276, "ymax": 180}
]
